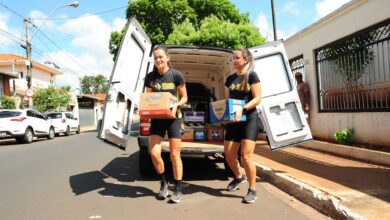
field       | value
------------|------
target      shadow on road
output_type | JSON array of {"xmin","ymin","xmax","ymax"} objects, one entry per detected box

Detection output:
[{"xmin": 69, "ymin": 150, "xmax": 232, "ymax": 199}]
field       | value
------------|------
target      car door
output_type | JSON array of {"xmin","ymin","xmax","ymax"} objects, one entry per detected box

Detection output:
[
  {"xmin": 249, "ymin": 40, "xmax": 313, "ymax": 150},
  {"xmin": 98, "ymin": 17, "xmax": 152, "ymax": 150},
  {"xmin": 65, "ymin": 113, "xmax": 77, "ymax": 130},
  {"xmin": 32, "ymin": 110, "xmax": 49, "ymax": 134}
]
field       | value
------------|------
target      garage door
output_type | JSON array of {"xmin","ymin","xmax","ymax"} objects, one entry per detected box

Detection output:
[{"xmin": 79, "ymin": 107, "xmax": 95, "ymax": 126}]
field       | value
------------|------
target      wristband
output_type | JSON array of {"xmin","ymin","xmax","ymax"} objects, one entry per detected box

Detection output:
[{"xmin": 242, "ymin": 107, "xmax": 247, "ymax": 115}]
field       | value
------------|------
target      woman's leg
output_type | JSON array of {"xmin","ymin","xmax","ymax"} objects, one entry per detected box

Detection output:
[
  {"xmin": 240, "ymin": 139, "xmax": 256, "ymax": 189},
  {"xmin": 169, "ymin": 138, "xmax": 183, "ymax": 180},
  {"xmin": 224, "ymin": 140, "xmax": 242, "ymax": 178},
  {"xmin": 149, "ymin": 135, "xmax": 164, "ymax": 174}
]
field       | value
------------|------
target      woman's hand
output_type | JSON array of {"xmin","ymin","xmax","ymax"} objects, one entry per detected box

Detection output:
[
  {"xmin": 234, "ymin": 107, "xmax": 243, "ymax": 121},
  {"xmin": 171, "ymin": 104, "xmax": 179, "ymax": 118}
]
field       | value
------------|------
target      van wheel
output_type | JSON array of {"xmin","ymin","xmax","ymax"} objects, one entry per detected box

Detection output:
[
  {"xmin": 23, "ymin": 128, "xmax": 34, "ymax": 143},
  {"xmin": 76, "ymin": 126, "xmax": 80, "ymax": 134},
  {"xmin": 47, "ymin": 127, "xmax": 55, "ymax": 139},
  {"xmin": 139, "ymin": 150, "xmax": 154, "ymax": 176},
  {"xmin": 65, "ymin": 126, "xmax": 71, "ymax": 136}
]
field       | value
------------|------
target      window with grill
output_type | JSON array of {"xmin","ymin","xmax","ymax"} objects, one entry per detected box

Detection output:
[{"xmin": 315, "ymin": 19, "xmax": 390, "ymax": 112}]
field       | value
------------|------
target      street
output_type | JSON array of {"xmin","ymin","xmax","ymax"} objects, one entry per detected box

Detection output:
[{"xmin": 0, "ymin": 132, "xmax": 326, "ymax": 220}]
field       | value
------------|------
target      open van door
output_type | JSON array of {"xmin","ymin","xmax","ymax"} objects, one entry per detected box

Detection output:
[
  {"xmin": 98, "ymin": 17, "xmax": 152, "ymax": 150},
  {"xmin": 249, "ymin": 40, "xmax": 313, "ymax": 150}
]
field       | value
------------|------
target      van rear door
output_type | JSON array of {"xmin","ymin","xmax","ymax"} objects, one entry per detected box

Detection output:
[
  {"xmin": 98, "ymin": 17, "xmax": 152, "ymax": 150},
  {"xmin": 249, "ymin": 40, "xmax": 313, "ymax": 150}
]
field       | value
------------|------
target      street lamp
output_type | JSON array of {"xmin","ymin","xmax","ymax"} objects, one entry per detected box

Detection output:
[
  {"xmin": 25, "ymin": 1, "xmax": 79, "ymax": 90},
  {"xmin": 44, "ymin": 61, "xmax": 61, "ymax": 69},
  {"xmin": 30, "ymin": 1, "xmax": 79, "ymax": 40}
]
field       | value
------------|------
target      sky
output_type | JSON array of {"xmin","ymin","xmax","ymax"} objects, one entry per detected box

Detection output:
[{"xmin": 0, "ymin": 0, "xmax": 351, "ymax": 92}]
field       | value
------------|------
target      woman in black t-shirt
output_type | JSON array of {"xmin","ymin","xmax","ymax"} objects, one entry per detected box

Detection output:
[
  {"xmin": 224, "ymin": 48, "xmax": 261, "ymax": 203},
  {"xmin": 144, "ymin": 46, "xmax": 188, "ymax": 203}
]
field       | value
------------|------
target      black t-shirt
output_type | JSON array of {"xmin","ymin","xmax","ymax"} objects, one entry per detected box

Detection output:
[
  {"xmin": 144, "ymin": 68, "xmax": 185, "ymax": 96},
  {"xmin": 225, "ymin": 71, "xmax": 260, "ymax": 117}
]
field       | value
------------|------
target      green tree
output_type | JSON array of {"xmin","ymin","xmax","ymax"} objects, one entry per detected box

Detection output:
[
  {"xmin": 33, "ymin": 86, "xmax": 71, "ymax": 113},
  {"xmin": 166, "ymin": 16, "xmax": 265, "ymax": 48},
  {"xmin": 61, "ymin": 85, "xmax": 72, "ymax": 92},
  {"xmin": 109, "ymin": 0, "xmax": 258, "ymax": 59},
  {"xmin": 0, "ymin": 96, "xmax": 16, "ymax": 109},
  {"xmin": 79, "ymin": 74, "xmax": 109, "ymax": 94}
]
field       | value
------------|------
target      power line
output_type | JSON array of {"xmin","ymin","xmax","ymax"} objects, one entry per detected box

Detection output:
[
  {"xmin": 0, "ymin": 27, "xmax": 25, "ymax": 45},
  {"xmin": 30, "ymin": 6, "xmax": 128, "ymax": 21},
  {"xmin": 0, "ymin": 2, "xmax": 25, "ymax": 20},
  {"xmin": 33, "ymin": 28, "xmax": 94, "ymax": 75}
]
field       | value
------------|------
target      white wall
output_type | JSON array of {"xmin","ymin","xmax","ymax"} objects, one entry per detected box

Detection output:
[{"xmin": 284, "ymin": 0, "xmax": 390, "ymax": 147}]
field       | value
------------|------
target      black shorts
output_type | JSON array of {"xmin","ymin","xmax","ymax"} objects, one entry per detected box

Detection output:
[
  {"xmin": 150, "ymin": 118, "xmax": 182, "ymax": 139},
  {"xmin": 224, "ymin": 116, "xmax": 259, "ymax": 142}
]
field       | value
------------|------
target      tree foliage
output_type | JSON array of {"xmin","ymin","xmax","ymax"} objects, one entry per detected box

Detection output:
[
  {"xmin": 33, "ymin": 86, "xmax": 71, "ymax": 113},
  {"xmin": 79, "ymin": 74, "xmax": 109, "ymax": 94},
  {"xmin": 109, "ymin": 0, "xmax": 261, "ymax": 59},
  {"xmin": 0, "ymin": 96, "xmax": 16, "ymax": 109},
  {"xmin": 166, "ymin": 16, "xmax": 265, "ymax": 48}
]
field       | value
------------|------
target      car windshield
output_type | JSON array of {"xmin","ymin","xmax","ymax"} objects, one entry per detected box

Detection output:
[
  {"xmin": 0, "ymin": 111, "xmax": 22, "ymax": 118},
  {"xmin": 46, "ymin": 113, "xmax": 62, "ymax": 119}
]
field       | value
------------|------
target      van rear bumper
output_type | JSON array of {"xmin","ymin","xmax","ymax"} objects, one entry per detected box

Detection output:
[{"xmin": 137, "ymin": 135, "xmax": 224, "ymax": 155}]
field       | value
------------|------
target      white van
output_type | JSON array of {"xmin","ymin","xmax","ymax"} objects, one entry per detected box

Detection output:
[{"xmin": 98, "ymin": 17, "xmax": 312, "ymax": 175}]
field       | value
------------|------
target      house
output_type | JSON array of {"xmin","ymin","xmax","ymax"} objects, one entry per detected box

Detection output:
[
  {"xmin": 0, "ymin": 54, "xmax": 62, "ymax": 107},
  {"xmin": 76, "ymin": 94, "xmax": 103, "ymax": 127},
  {"xmin": 284, "ymin": 0, "xmax": 390, "ymax": 147}
]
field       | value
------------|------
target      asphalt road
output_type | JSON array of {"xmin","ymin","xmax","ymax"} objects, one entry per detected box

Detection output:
[{"xmin": 0, "ymin": 132, "xmax": 326, "ymax": 220}]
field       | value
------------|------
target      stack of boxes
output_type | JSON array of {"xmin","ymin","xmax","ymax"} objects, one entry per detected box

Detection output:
[{"xmin": 139, "ymin": 93, "xmax": 244, "ymax": 143}]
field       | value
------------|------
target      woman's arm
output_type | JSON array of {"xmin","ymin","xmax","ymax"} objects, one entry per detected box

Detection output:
[
  {"xmin": 145, "ymin": 87, "xmax": 153, "ymax": 93},
  {"xmin": 224, "ymin": 87, "xmax": 230, "ymax": 99},
  {"xmin": 176, "ymin": 83, "xmax": 188, "ymax": 107},
  {"xmin": 245, "ymin": 82, "xmax": 261, "ymax": 110}
]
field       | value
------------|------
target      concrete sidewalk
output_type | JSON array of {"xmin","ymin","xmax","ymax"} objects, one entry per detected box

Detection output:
[{"xmin": 253, "ymin": 138, "xmax": 390, "ymax": 219}]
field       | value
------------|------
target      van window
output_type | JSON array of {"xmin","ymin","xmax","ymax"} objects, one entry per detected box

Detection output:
[{"xmin": 254, "ymin": 53, "xmax": 292, "ymax": 97}]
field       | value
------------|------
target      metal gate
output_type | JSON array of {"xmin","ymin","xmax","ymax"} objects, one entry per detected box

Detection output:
[{"xmin": 79, "ymin": 107, "xmax": 95, "ymax": 126}]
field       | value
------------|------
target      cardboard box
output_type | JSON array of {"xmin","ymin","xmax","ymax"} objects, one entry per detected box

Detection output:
[
  {"xmin": 207, "ymin": 127, "xmax": 224, "ymax": 142},
  {"xmin": 193, "ymin": 127, "xmax": 207, "ymax": 141},
  {"xmin": 183, "ymin": 111, "xmax": 205, "ymax": 123},
  {"xmin": 139, "ymin": 92, "xmax": 177, "ymax": 119},
  {"xmin": 209, "ymin": 99, "xmax": 246, "ymax": 123}
]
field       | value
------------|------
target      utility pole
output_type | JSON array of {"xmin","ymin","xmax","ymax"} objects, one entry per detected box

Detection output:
[
  {"xmin": 25, "ymin": 16, "xmax": 33, "ymax": 107},
  {"xmin": 271, "ymin": 0, "xmax": 278, "ymax": 41},
  {"xmin": 25, "ymin": 17, "xmax": 32, "ymax": 89}
]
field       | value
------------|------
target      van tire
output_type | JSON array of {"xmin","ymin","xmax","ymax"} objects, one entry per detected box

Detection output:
[{"xmin": 139, "ymin": 150, "xmax": 154, "ymax": 176}]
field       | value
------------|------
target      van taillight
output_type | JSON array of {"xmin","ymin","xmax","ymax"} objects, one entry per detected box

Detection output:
[
  {"xmin": 139, "ymin": 118, "xmax": 150, "ymax": 136},
  {"xmin": 62, "ymin": 119, "xmax": 66, "ymax": 123},
  {"xmin": 10, "ymin": 117, "xmax": 27, "ymax": 122}
]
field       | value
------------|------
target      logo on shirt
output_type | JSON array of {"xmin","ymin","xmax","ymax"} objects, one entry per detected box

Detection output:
[
  {"xmin": 151, "ymin": 81, "xmax": 161, "ymax": 90},
  {"xmin": 161, "ymin": 82, "xmax": 175, "ymax": 90}
]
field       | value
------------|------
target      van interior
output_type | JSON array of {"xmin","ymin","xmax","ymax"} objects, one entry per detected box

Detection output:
[{"xmin": 167, "ymin": 47, "xmax": 234, "ymax": 124}]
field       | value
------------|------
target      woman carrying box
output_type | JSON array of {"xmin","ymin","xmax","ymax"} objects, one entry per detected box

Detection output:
[
  {"xmin": 144, "ymin": 46, "xmax": 188, "ymax": 203},
  {"xmin": 224, "ymin": 48, "xmax": 261, "ymax": 203}
]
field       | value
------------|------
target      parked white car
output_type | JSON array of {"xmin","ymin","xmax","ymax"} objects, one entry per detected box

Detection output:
[
  {"xmin": 46, "ymin": 111, "xmax": 80, "ymax": 136},
  {"xmin": 0, "ymin": 109, "xmax": 55, "ymax": 143}
]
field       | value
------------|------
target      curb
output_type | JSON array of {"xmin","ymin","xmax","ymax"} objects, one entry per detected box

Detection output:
[
  {"xmin": 299, "ymin": 140, "xmax": 390, "ymax": 167},
  {"xmin": 255, "ymin": 162, "xmax": 355, "ymax": 219}
]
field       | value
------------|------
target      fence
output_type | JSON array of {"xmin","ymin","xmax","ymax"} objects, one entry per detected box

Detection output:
[{"xmin": 315, "ymin": 18, "xmax": 390, "ymax": 112}]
